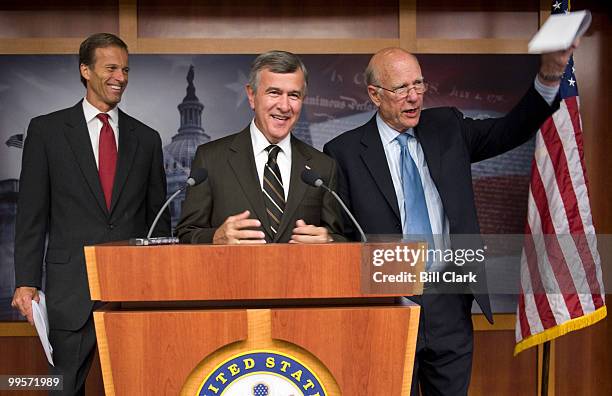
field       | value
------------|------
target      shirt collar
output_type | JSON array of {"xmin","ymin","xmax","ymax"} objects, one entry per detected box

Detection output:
[
  {"xmin": 375, "ymin": 112, "xmax": 415, "ymax": 147},
  {"xmin": 249, "ymin": 119, "xmax": 292, "ymax": 156},
  {"xmin": 82, "ymin": 97, "xmax": 119, "ymax": 124}
]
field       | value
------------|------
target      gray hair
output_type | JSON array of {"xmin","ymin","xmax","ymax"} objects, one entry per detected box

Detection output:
[
  {"xmin": 364, "ymin": 62, "xmax": 379, "ymax": 87},
  {"xmin": 248, "ymin": 50, "xmax": 308, "ymax": 95}
]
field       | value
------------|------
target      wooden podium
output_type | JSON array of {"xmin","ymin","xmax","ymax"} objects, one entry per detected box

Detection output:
[{"xmin": 85, "ymin": 242, "xmax": 421, "ymax": 395}]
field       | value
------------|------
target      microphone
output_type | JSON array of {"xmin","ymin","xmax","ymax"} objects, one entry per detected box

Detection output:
[
  {"xmin": 185, "ymin": 168, "xmax": 209, "ymax": 189},
  {"xmin": 129, "ymin": 168, "xmax": 208, "ymax": 245},
  {"xmin": 301, "ymin": 167, "xmax": 367, "ymax": 242}
]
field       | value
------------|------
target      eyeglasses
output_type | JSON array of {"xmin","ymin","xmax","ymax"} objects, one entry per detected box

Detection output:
[{"xmin": 372, "ymin": 80, "xmax": 428, "ymax": 97}]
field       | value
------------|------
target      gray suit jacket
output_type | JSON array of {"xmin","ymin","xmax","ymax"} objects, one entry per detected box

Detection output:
[{"xmin": 177, "ymin": 127, "xmax": 345, "ymax": 243}]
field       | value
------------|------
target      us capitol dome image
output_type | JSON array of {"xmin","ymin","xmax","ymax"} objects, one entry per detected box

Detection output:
[{"xmin": 163, "ymin": 65, "xmax": 210, "ymax": 228}]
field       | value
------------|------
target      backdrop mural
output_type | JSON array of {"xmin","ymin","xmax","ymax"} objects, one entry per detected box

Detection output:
[{"xmin": 0, "ymin": 54, "xmax": 539, "ymax": 319}]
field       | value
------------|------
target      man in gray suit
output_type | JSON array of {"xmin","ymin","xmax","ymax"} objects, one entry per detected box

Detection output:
[{"xmin": 177, "ymin": 51, "xmax": 344, "ymax": 244}]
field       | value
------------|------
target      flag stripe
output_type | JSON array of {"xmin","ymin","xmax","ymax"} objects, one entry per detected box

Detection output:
[
  {"xmin": 540, "ymin": 117, "xmax": 581, "ymax": 233},
  {"xmin": 523, "ymin": 223, "xmax": 559, "ymax": 329},
  {"xmin": 523, "ymin": 292, "xmax": 544, "ymax": 335},
  {"xmin": 546, "ymin": 105, "xmax": 604, "ymax": 304},
  {"xmin": 536, "ymin": 122, "xmax": 600, "ymax": 309},
  {"xmin": 517, "ymin": 292, "xmax": 532, "ymax": 339},
  {"xmin": 530, "ymin": 151, "xmax": 583, "ymax": 317},
  {"xmin": 565, "ymin": 97, "xmax": 589, "ymax": 193},
  {"xmin": 562, "ymin": 98, "xmax": 605, "ymax": 307},
  {"xmin": 527, "ymin": 214, "xmax": 574, "ymax": 326},
  {"xmin": 572, "ymin": 233, "xmax": 604, "ymax": 309},
  {"xmin": 515, "ymin": 3, "xmax": 606, "ymax": 353},
  {"xmin": 519, "ymin": 243, "xmax": 545, "ymax": 336},
  {"xmin": 5, "ymin": 134, "xmax": 24, "ymax": 149}
]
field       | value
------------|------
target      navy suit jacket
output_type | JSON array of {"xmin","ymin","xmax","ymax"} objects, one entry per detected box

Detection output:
[{"xmin": 324, "ymin": 85, "xmax": 559, "ymax": 322}]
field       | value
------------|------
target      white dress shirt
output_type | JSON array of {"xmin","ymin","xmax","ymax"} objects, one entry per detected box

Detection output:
[
  {"xmin": 377, "ymin": 113, "xmax": 449, "ymax": 251},
  {"xmin": 250, "ymin": 119, "xmax": 291, "ymax": 200},
  {"xmin": 534, "ymin": 76, "xmax": 560, "ymax": 105},
  {"xmin": 82, "ymin": 97, "xmax": 119, "ymax": 169}
]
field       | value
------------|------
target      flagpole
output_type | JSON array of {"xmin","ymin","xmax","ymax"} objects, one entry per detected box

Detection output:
[{"xmin": 540, "ymin": 341, "xmax": 551, "ymax": 396}]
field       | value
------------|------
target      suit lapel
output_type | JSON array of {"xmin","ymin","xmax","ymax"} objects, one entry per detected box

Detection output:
[
  {"xmin": 228, "ymin": 128, "xmax": 273, "ymax": 240},
  {"xmin": 415, "ymin": 113, "xmax": 441, "ymax": 187},
  {"xmin": 109, "ymin": 110, "xmax": 138, "ymax": 215},
  {"xmin": 274, "ymin": 136, "xmax": 310, "ymax": 242},
  {"xmin": 63, "ymin": 102, "xmax": 108, "ymax": 216},
  {"xmin": 359, "ymin": 116, "xmax": 401, "ymax": 221}
]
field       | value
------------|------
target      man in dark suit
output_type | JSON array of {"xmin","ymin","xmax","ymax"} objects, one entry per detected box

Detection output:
[
  {"xmin": 11, "ymin": 33, "xmax": 169, "ymax": 395},
  {"xmin": 323, "ymin": 47, "xmax": 575, "ymax": 395},
  {"xmin": 177, "ymin": 51, "xmax": 343, "ymax": 244}
]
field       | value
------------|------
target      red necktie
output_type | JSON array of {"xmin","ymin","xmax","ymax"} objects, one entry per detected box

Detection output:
[{"xmin": 97, "ymin": 113, "xmax": 117, "ymax": 211}]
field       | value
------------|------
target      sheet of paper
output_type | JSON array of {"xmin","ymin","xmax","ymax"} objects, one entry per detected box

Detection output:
[
  {"xmin": 32, "ymin": 291, "xmax": 54, "ymax": 366},
  {"xmin": 528, "ymin": 10, "xmax": 592, "ymax": 54}
]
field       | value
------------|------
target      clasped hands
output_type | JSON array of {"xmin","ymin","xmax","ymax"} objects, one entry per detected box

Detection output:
[{"xmin": 212, "ymin": 210, "xmax": 331, "ymax": 244}]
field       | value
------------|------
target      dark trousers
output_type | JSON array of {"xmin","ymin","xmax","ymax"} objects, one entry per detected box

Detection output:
[
  {"xmin": 408, "ymin": 293, "xmax": 474, "ymax": 396},
  {"xmin": 48, "ymin": 315, "xmax": 97, "ymax": 396}
]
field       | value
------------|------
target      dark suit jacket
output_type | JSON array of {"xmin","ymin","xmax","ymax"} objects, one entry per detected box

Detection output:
[
  {"xmin": 14, "ymin": 101, "xmax": 169, "ymax": 331},
  {"xmin": 177, "ymin": 127, "xmax": 345, "ymax": 243},
  {"xmin": 324, "ymin": 85, "xmax": 560, "ymax": 322}
]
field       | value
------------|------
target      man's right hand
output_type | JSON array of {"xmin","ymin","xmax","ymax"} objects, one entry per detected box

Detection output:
[
  {"xmin": 213, "ymin": 210, "xmax": 267, "ymax": 244},
  {"xmin": 538, "ymin": 39, "xmax": 580, "ymax": 87},
  {"xmin": 11, "ymin": 287, "xmax": 39, "ymax": 325}
]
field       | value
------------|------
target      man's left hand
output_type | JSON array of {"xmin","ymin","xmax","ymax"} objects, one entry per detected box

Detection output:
[{"xmin": 290, "ymin": 219, "xmax": 332, "ymax": 244}]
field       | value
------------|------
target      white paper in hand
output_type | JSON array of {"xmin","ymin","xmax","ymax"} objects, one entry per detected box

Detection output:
[
  {"xmin": 528, "ymin": 10, "xmax": 592, "ymax": 54},
  {"xmin": 32, "ymin": 291, "xmax": 54, "ymax": 366}
]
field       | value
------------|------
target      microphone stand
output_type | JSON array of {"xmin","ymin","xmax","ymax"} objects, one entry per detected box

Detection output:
[
  {"xmin": 147, "ymin": 188, "xmax": 182, "ymax": 239},
  {"xmin": 318, "ymin": 184, "xmax": 368, "ymax": 243}
]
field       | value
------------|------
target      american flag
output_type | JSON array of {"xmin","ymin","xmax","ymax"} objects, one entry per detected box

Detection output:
[
  {"xmin": 5, "ymin": 133, "xmax": 23, "ymax": 149},
  {"xmin": 514, "ymin": 0, "xmax": 607, "ymax": 355}
]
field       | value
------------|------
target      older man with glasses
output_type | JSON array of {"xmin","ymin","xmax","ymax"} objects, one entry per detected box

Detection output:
[{"xmin": 324, "ymin": 46, "xmax": 576, "ymax": 395}]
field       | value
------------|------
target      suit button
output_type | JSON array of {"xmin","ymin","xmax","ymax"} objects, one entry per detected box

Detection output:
[
  {"xmin": 395, "ymin": 224, "xmax": 401, "ymax": 230},
  {"xmin": 108, "ymin": 224, "xmax": 115, "ymax": 230}
]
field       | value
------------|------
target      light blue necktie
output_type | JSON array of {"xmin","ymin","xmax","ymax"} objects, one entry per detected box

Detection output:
[{"xmin": 396, "ymin": 133, "xmax": 433, "ymax": 262}]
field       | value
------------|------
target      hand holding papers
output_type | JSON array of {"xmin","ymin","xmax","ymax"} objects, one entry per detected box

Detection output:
[
  {"xmin": 528, "ymin": 10, "xmax": 592, "ymax": 54},
  {"xmin": 32, "ymin": 291, "xmax": 54, "ymax": 366}
]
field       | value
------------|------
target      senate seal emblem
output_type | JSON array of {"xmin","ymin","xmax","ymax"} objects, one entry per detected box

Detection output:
[{"xmin": 197, "ymin": 350, "xmax": 327, "ymax": 396}]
